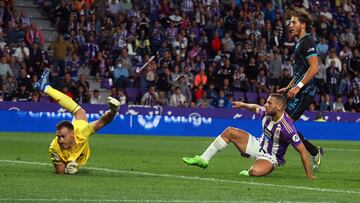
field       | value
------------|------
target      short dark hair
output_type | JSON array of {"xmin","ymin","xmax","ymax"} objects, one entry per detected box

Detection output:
[
  {"xmin": 56, "ymin": 121, "xmax": 74, "ymax": 131},
  {"xmin": 291, "ymin": 7, "xmax": 312, "ymax": 32},
  {"xmin": 270, "ymin": 93, "xmax": 287, "ymax": 108}
]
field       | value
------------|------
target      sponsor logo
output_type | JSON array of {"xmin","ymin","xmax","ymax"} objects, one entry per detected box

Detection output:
[{"xmin": 292, "ymin": 134, "xmax": 300, "ymax": 142}]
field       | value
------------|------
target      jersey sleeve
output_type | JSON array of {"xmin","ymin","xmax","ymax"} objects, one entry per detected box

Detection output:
[
  {"xmin": 304, "ymin": 37, "xmax": 318, "ymax": 59},
  {"xmin": 72, "ymin": 120, "xmax": 95, "ymax": 142},
  {"xmin": 281, "ymin": 120, "xmax": 302, "ymax": 147}
]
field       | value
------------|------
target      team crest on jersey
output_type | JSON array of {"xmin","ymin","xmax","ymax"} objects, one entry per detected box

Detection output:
[{"xmin": 292, "ymin": 134, "xmax": 300, "ymax": 142}]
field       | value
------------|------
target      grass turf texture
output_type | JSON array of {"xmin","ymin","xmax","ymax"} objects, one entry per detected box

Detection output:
[{"xmin": 0, "ymin": 132, "xmax": 360, "ymax": 202}]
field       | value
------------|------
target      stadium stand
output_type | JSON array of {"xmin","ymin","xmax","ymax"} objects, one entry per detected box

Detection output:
[{"xmin": 0, "ymin": 0, "xmax": 359, "ymax": 113}]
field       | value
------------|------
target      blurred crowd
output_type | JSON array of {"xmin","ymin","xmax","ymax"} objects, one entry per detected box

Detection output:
[{"xmin": 0, "ymin": 0, "xmax": 359, "ymax": 112}]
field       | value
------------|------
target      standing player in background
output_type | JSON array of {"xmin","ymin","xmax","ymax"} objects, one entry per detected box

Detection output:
[
  {"xmin": 278, "ymin": 8, "xmax": 324, "ymax": 171},
  {"xmin": 35, "ymin": 69, "xmax": 124, "ymax": 174},
  {"xmin": 183, "ymin": 94, "xmax": 316, "ymax": 180}
]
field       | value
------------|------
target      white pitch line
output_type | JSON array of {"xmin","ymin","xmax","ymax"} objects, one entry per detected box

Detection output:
[
  {"xmin": 0, "ymin": 198, "xmax": 248, "ymax": 203},
  {"xmin": 1, "ymin": 159, "xmax": 360, "ymax": 196},
  {"xmin": 326, "ymin": 148, "xmax": 360, "ymax": 152}
]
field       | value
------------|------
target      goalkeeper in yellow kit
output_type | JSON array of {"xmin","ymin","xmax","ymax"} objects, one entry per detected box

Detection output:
[{"xmin": 35, "ymin": 69, "xmax": 124, "ymax": 175}]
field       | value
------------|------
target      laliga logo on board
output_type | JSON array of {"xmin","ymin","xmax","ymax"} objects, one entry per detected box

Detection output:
[
  {"xmin": 164, "ymin": 111, "xmax": 211, "ymax": 127},
  {"xmin": 136, "ymin": 106, "xmax": 162, "ymax": 129}
]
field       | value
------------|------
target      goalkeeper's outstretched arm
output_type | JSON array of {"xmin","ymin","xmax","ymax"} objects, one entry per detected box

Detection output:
[
  {"xmin": 91, "ymin": 110, "xmax": 117, "ymax": 132},
  {"xmin": 90, "ymin": 97, "xmax": 122, "ymax": 132}
]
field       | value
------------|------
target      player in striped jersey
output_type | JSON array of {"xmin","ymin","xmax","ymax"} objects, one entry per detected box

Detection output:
[{"xmin": 183, "ymin": 93, "xmax": 316, "ymax": 179}]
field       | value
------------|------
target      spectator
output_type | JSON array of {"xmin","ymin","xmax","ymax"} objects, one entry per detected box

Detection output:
[
  {"xmin": 12, "ymin": 84, "xmax": 30, "ymax": 102},
  {"xmin": 351, "ymin": 88, "xmax": 360, "ymax": 109},
  {"xmin": 167, "ymin": 75, "xmax": 192, "ymax": 105},
  {"xmin": 66, "ymin": 53, "xmax": 82, "ymax": 79},
  {"xmin": 268, "ymin": 53, "xmax": 282, "ymax": 92},
  {"xmin": 157, "ymin": 90, "xmax": 168, "ymax": 106},
  {"xmin": 222, "ymin": 78, "xmax": 233, "ymax": 96},
  {"xmin": 349, "ymin": 48, "xmax": 360, "ymax": 74},
  {"xmin": 221, "ymin": 32, "xmax": 235, "ymax": 53},
  {"xmin": 319, "ymin": 94, "xmax": 332, "ymax": 112},
  {"xmin": 279, "ymin": 68, "xmax": 292, "ymax": 89},
  {"xmin": 90, "ymin": 89, "xmax": 103, "ymax": 104},
  {"xmin": 141, "ymin": 85, "xmax": 159, "ymax": 106},
  {"xmin": 91, "ymin": 51, "xmax": 108, "ymax": 81},
  {"xmin": 316, "ymin": 37, "xmax": 329, "ymax": 61},
  {"xmin": 25, "ymin": 23, "xmax": 44, "ymax": 48},
  {"xmin": 17, "ymin": 68, "xmax": 32, "ymax": 91},
  {"xmin": 48, "ymin": 34, "xmax": 73, "ymax": 76},
  {"xmin": 28, "ymin": 42, "xmax": 44, "ymax": 75},
  {"xmin": 169, "ymin": 86, "xmax": 186, "ymax": 107},
  {"xmin": 332, "ymin": 95, "xmax": 345, "ymax": 112},
  {"xmin": 326, "ymin": 61, "xmax": 340, "ymax": 95},
  {"xmin": 113, "ymin": 58, "xmax": 131, "ymax": 89},
  {"xmin": 211, "ymin": 89, "xmax": 229, "ymax": 108},
  {"xmin": 0, "ymin": 55, "xmax": 13, "ymax": 80},
  {"xmin": 13, "ymin": 40, "xmax": 30, "ymax": 68},
  {"xmin": 232, "ymin": 66, "xmax": 248, "ymax": 92},
  {"xmin": 76, "ymin": 74, "xmax": 90, "ymax": 92},
  {"xmin": 340, "ymin": 27, "xmax": 356, "ymax": 47},
  {"xmin": 194, "ymin": 68, "xmax": 207, "ymax": 87},
  {"xmin": 119, "ymin": 0, "xmax": 133, "ymax": 13},
  {"xmin": 256, "ymin": 68, "xmax": 269, "ymax": 93},
  {"xmin": 2, "ymin": 75, "xmax": 18, "ymax": 100},
  {"xmin": 59, "ymin": 73, "xmax": 77, "ymax": 95},
  {"xmin": 344, "ymin": 97, "xmax": 358, "ymax": 112}
]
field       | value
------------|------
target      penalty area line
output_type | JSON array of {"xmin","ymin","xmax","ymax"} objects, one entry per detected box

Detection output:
[{"xmin": 1, "ymin": 159, "xmax": 360, "ymax": 196}]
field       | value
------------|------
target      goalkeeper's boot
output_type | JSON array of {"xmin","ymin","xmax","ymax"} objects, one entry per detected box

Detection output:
[
  {"xmin": 312, "ymin": 147, "xmax": 324, "ymax": 172},
  {"xmin": 182, "ymin": 155, "xmax": 208, "ymax": 169},
  {"xmin": 107, "ymin": 96, "xmax": 122, "ymax": 113},
  {"xmin": 35, "ymin": 68, "xmax": 50, "ymax": 92}
]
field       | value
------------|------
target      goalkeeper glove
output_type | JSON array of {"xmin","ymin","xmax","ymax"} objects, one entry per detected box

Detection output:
[
  {"xmin": 65, "ymin": 160, "xmax": 78, "ymax": 175},
  {"xmin": 107, "ymin": 96, "xmax": 123, "ymax": 113}
]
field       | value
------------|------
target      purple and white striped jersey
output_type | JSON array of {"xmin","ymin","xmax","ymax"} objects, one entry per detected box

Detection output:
[{"xmin": 257, "ymin": 107, "xmax": 302, "ymax": 165}]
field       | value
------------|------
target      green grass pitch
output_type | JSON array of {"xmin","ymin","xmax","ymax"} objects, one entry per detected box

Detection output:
[{"xmin": 1, "ymin": 132, "xmax": 360, "ymax": 202}]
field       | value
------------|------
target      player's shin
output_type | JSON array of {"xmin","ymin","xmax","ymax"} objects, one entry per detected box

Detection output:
[
  {"xmin": 200, "ymin": 136, "xmax": 228, "ymax": 161},
  {"xmin": 45, "ymin": 86, "xmax": 81, "ymax": 113}
]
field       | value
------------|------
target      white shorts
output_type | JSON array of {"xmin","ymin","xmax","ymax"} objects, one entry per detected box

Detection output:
[{"xmin": 244, "ymin": 134, "xmax": 279, "ymax": 167}]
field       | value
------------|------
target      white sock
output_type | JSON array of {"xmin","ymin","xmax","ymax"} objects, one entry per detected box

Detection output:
[{"xmin": 200, "ymin": 136, "xmax": 228, "ymax": 161}]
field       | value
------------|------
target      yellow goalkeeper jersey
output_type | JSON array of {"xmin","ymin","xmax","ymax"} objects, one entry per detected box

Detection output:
[{"xmin": 49, "ymin": 119, "xmax": 95, "ymax": 167}]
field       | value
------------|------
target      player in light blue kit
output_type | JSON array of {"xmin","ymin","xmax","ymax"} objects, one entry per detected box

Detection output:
[{"xmin": 183, "ymin": 93, "xmax": 316, "ymax": 179}]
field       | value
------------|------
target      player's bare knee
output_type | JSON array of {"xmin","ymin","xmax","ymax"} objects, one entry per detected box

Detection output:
[
  {"xmin": 223, "ymin": 127, "xmax": 234, "ymax": 138},
  {"xmin": 249, "ymin": 168, "xmax": 262, "ymax": 177}
]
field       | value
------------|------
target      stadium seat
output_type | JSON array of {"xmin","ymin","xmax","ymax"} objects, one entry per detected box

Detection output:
[
  {"xmin": 258, "ymin": 92, "xmax": 269, "ymax": 100},
  {"xmin": 233, "ymin": 91, "xmax": 245, "ymax": 101},
  {"xmin": 246, "ymin": 92, "xmax": 258, "ymax": 103},
  {"xmin": 125, "ymin": 87, "xmax": 139, "ymax": 103},
  {"xmin": 39, "ymin": 96, "xmax": 50, "ymax": 103},
  {"xmin": 314, "ymin": 94, "xmax": 320, "ymax": 103},
  {"xmin": 100, "ymin": 78, "xmax": 113, "ymax": 90}
]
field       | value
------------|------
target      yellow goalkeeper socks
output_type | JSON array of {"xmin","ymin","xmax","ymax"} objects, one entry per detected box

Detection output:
[{"xmin": 45, "ymin": 86, "xmax": 81, "ymax": 114}]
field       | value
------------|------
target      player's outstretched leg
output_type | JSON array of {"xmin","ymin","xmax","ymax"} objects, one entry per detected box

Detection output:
[
  {"xmin": 36, "ymin": 69, "xmax": 80, "ymax": 114},
  {"xmin": 183, "ymin": 127, "xmax": 249, "ymax": 169}
]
